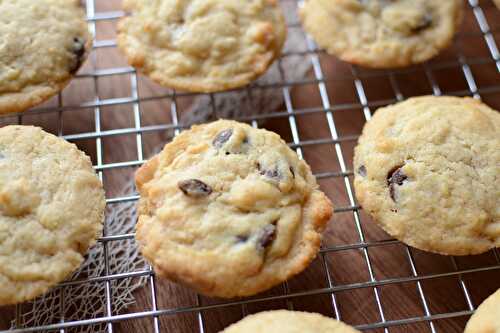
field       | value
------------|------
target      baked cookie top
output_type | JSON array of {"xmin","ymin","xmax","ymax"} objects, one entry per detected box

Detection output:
[
  {"xmin": 117, "ymin": 0, "xmax": 287, "ymax": 92},
  {"xmin": 0, "ymin": 0, "xmax": 91, "ymax": 114},
  {"xmin": 299, "ymin": 0, "xmax": 463, "ymax": 68},
  {"xmin": 495, "ymin": 0, "xmax": 500, "ymax": 9},
  {"xmin": 354, "ymin": 96, "xmax": 500, "ymax": 255},
  {"xmin": 0, "ymin": 126, "xmax": 105, "ymax": 305},
  {"xmin": 221, "ymin": 310, "xmax": 361, "ymax": 333},
  {"xmin": 135, "ymin": 120, "xmax": 332, "ymax": 298},
  {"xmin": 465, "ymin": 288, "xmax": 500, "ymax": 333}
]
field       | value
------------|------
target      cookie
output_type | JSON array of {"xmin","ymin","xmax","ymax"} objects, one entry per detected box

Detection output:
[
  {"xmin": 495, "ymin": 0, "xmax": 500, "ymax": 9},
  {"xmin": 353, "ymin": 96, "xmax": 500, "ymax": 256},
  {"xmin": 465, "ymin": 288, "xmax": 500, "ymax": 333},
  {"xmin": 135, "ymin": 120, "xmax": 332, "ymax": 298},
  {"xmin": 0, "ymin": 126, "xmax": 105, "ymax": 305},
  {"xmin": 220, "ymin": 310, "xmax": 361, "ymax": 333},
  {"xmin": 299, "ymin": 0, "xmax": 463, "ymax": 68},
  {"xmin": 0, "ymin": 0, "xmax": 91, "ymax": 115},
  {"xmin": 117, "ymin": 0, "xmax": 287, "ymax": 93}
]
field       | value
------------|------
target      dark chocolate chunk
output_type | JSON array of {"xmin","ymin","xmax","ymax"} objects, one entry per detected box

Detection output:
[
  {"xmin": 236, "ymin": 235, "xmax": 249, "ymax": 243},
  {"xmin": 357, "ymin": 165, "xmax": 367, "ymax": 177},
  {"xmin": 257, "ymin": 162, "xmax": 282, "ymax": 180},
  {"xmin": 70, "ymin": 37, "xmax": 86, "ymax": 73},
  {"xmin": 412, "ymin": 14, "xmax": 433, "ymax": 33},
  {"xmin": 73, "ymin": 37, "xmax": 86, "ymax": 58},
  {"xmin": 260, "ymin": 168, "xmax": 281, "ymax": 180},
  {"xmin": 387, "ymin": 166, "xmax": 408, "ymax": 201},
  {"xmin": 178, "ymin": 179, "xmax": 212, "ymax": 198},
  {"xmin": 289, "ymin": 167, "xmax": 295, "ymax": 179},
  {"xmin": 213, "ymin": 129, "xmax": 233, "ymax": 148},
  {"xmin": 257, "ymin": 224, "xmax": 277, "ymax": 249}
]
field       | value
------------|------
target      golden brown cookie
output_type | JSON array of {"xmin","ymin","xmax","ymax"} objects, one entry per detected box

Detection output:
[
  {"xmin": 220, "ymin": 310, "xmax": 361, "ymax": 333},
  {"xmin": 135, "ymin": 120, "xmax": 332, "ymax": 298},
  {"xmin": 0, "ymin": 0, "xmax": 91, "ymax": 114},
  {"xmin": 353, "ymin": 96, "xmax": 500, "ymax": 255},
  {"xmin": 464, "ymin": 288, "xmax": 500, "ymax": 333},
  {"xmin": 0, "ymin": 126, "xmax": 105, "ymax": 305},
  {"xmin": 117, "ymin": 0, "xmax": 287, "ymax": 92},
  {"xmin": 299, "ymin": 0, "xmax": 463, "ymax": 68}
]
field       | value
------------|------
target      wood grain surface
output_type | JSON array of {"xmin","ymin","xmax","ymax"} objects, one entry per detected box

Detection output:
[{"xmin": 1, "ymin": 1, "xmax": 500, "ymax": 332}]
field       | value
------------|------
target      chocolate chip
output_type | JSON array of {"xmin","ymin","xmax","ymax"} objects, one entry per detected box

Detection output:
[
  {"xmin": 260, "ymin": 168, "xmax": 281, "ymax": 180},
  {"xmin": 70, "ymin": 37, "xmax": 86, "ymax": 73},
  {"xmin": 412, "ymin": 14, "xmax": 433, "ymax": 33},
  {"xmin": 256, "ymin": 162, "xmax": 282, "ymax": 180},
  {"xmin": 257, "ymin": 224, "xmax": 277, "ymax": 250},
  {"xmin": 73, "ymin": 37, "xmax": 86, "ymax": 58},
  {"xmin": 236, "ymin": 235, "xmax": 249, "ymax": 243},
  {"xmin": 357, "ymin": 165, "xmax": 367, "ymax": 177},
  {"xmin": 289, "ymin": 167, "xmax": 295, "ymax": 179},
  {"xmin": 213, "ymin": 129, "xmax": 233, "ymax": 148},
  {"xmin": 387, "ymin": 166, "xmax": 408, "ymax": 201},
  {"xmin": 178, "ymin": 179, "xmax": 212, "ymax": 198}
]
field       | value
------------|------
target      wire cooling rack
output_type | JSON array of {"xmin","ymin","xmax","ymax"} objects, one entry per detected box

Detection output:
[{"xmin": 1, "ymin": 0, "xmax": 500, "ymax": 332}]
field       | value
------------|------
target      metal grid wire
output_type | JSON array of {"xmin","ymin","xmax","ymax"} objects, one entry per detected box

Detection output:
[{"xmin": 1, "ymin": 0, "xmax": 500, "ymax": 332}]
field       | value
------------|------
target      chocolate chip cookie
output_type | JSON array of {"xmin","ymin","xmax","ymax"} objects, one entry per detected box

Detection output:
[
  {"xmin": 495, "ymin": 0, "xmax": 500, "ymax": 9},
  {"xmin": 465, "ymin": 288, "xmax": 500, "ymax": 333},
  {"xmin": 354, "ymin": 96, "xmax": 500, "ymax": 256},
  {"xmin": 220, "ymin": 310, "xmax": 361, "ymax": 333},
  {"xmin": 135, "ymin": 120, "xmax": 332, "ymax": 298},
  {"xmin": 117, "ymin": 0, "xmax": 287, "ymax": 93},
  {"xmin": 0, "ymin": 0, "xmax": 91, "ymax": 114},
  {"xmin": 0, "ymin": 126, "xmax": 105, "ymax": 305},
  {"xmin": 299, "ymin": 0, "xmax": 463, "ymax": 68}
]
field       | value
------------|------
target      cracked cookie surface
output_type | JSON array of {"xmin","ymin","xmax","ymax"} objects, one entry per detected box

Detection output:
[
  {"xmin": 117, "ymin": 0, "xmax": 286, "ymax": 93},
  {"xmin": 354, "ymin": 96, "xmax": 500, "ymax": 255},
  {"xmin": 299, "ymin": 0, "xmax": 463, "ymax": 68},
  {"xmin": 220, "ymin": 310, "xmax": 360, "ymax": 332},
  {"xmin": 0, "ymin": 0, "xmax": 91, "ymax": 114},
  {"xmin": 465, "ymin": 288, "xmax": 500, "ymax": 333},
  {"xmin": 0, "ymin": 126, "xmax": 105, "ymax": 305},
  {"xmin": 135, "ymin": 120, "xmax": 332, "ymax": 298}
]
